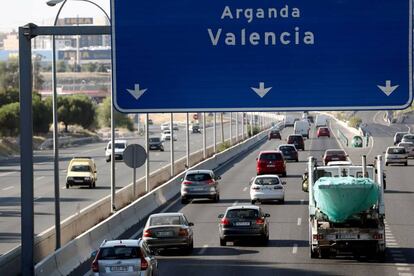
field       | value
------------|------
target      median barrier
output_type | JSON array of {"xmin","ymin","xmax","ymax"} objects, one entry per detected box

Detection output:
[
  {"xmin": 107, "ymin": 211, "xmax": 127, "ymax": 240},
  {"xmin": 54, "ymin": 241, "xmax": 81, "ymax": 276},
  {"xmin": 35, "ymin": 254, "xmax": 60, "ymax": 276}
]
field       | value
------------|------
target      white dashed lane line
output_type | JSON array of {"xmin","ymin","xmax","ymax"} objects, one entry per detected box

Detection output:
[
  {"xmin": 2, "ymin": 186, "xmax": 14, "ymax": 191},
  {"xmin": 0, "ymin": 171, "xmax": 16, "ymax": 177},
  {"xmin": 243, "ymin": 187, "xmax": 248, "ymax": 192},
  {"xmin": 297, "ymin": 218, "xmax": 302, "ymax": 226},
  {"xmin": 199, "ymin": 244, "xmax": 209, "ymax": 255},
  {"xmin": 232, "ymin": 201, "xmax": 238, "ymax": 206},
  {"xmin": 292, "ymin": 244, "xmax": 298, "ymax": 254}
]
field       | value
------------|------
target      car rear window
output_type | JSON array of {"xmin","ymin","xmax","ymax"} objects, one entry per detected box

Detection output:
[
  {"xmin": 259, "ymin": 153, "xmax": 283, "ymax": 161},
  {"xmin": 186, "ymin": 173, "xmax": 212, "ymax": 181},
  {"xmin": 288, "ymin": 136, "xmax": 303, "ymax": 142},
  {"xmin": 327, "ymin": 151, "xmax": 346, "ymax": 156},
  {"xmin": 388, "ymin": 148, "xmax": 406, "ymax": 154},
  {"xmin": 149, "ymin": 138, "xmax": 160, "ymax": 142},
  {"xmin": 254, "ymin": 177, "xmax": 280, "ymax": 185},
  {"xmin": 403, "ymin": 135, "xmax": 414, "ymax": 140},
  {"xmin": 71, "ymin": 165, "xmax": 91, "ymax": 172},
  {"xmin": 226, "ymin": 209, "xmax": 259, "ymax": 219},
  {"xmin": 99, "ymin": 246, "xmax": 141, "ymax": 260},
  {"xmin": 271, "ymin": 130, "xmax": 279, "ymax": 134},
  {"xmin": 150, "ymin": 216, "xmax": 182, "ymax": 226},
  {"xmin": 279, "ymin": 146, "xmax": 295, "ymax": 152}
]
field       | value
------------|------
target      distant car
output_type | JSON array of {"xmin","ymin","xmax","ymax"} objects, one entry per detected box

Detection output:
[
  {"xmin": 394, "ymin": 132, "xmax": 409, "ymax": 145},
  {"xmin": 317, "ymin": 127, "xmax": 330, "ymax": 138},
  {"xmin": 142, "ymin": 213, "xmax": 194, "ymax": 254},
  {"xmin": 385, "ymin": 146, "xmax": 408, "ymax": 166},
  {"xmin": 160, "ymin": 122, "xmax": 170, "ymax": 131},
  {"xmin": 180, "ymin": 170, "xmax": 221, "ymax": 204},
  {"xmin": 277, "ymin": 144, "xmax": 299, "ymax": 162},
  {"xmin": 161, "ymin": 130, "xmax": 177, "ymax": 141},
  {"xmin": 294, "ymin": 120, "xmax": 310, "ymax": 138},
  {"xmin": 148, "ymin": 137, "xmax": 164, "ymax": 151},
  {"xmin": 218, "ymin": 205, "xmax": 270, "ymax": 246},
  {"xmin": 268, "ymin": 129, "xmax": 281, "ymax": 140},
  {"xmin": 283, "ymin": 115, "xmax": 295, "ymax": 127},
  {"xmin": 315, "ymin": 115, "xmax": 328, "ymax": 128},
  {"xmin": 105, "ymin": 140, "xmax": 128, "ymax": 162},
  {"xmin": 189, "ymin": 123, "xmax": 201, "ymax": 133},
  {"xmin": 66, "ymin": 157, "xmax": 97, "ymax": 189},
  {"xmin": 256, "ymin": 151, "xmax": 286, "ymax": 176},
  {"xmin": 250, "ymin": 175, "xmax": 286, "ymax": 204},
  {"xmin": 401, "ymin": 134, "xmax": 414, "ymax": 144},
  {"xmin": 322, "ymin": 149, "xmax": 348, "ymax": 165},
  {"xmin": 287, "ymin": 134, "xmax": 305, "ymax": 151},
  {"xmin": 326, "ymin": 160, "xmax": 353, "ymax": 166},
  {"xmin": 398, "ymin": 142, "xmax": 414, "ymax": 158},
  {"xmin": 91, "ymin": 239, "xmax": 158, "ymax": 276}
]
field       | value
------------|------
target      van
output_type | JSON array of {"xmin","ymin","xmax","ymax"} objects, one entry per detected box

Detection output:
[
  {"xmin": 283, "ymin": 115, "xmax": 295, "ymax": 127},
  {"xmin": 294, "ymin": 120, "xmax": 310, "ymax": 138},
  {"xmin": 66, "ymin": 157, "xmax": 97, "ymax": 189},
  {"xmin": 105, "ymin": 139, "xmax": 128, "ymax": 162},
  {"xmin": 315, "ymin": 115, "xmax": 328, "ymax": 128}
]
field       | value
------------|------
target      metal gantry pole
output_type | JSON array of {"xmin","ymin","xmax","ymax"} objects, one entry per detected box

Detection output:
[
  {"xmin": 145, "ymin": 113, "xmax": 149, "ymax": 192},
  {"xmin": 203, "ymin": 113, "xmax": 207, "ymax": 158},
  {"xmin": 220, "ymin": 112, "xmax": 224, "ymax": 144},
  {"xmin": 19, "ymin": 24, "xmax": 34, "ymax": 276},
  {"xmin": 229, "ymin": 112, "xmax": 233, "ymax": 145},
  {"xmin": 170, "ymin": 113, "xmax": 175, "ymax": 176},
  {"xmin": 236, "ymin": 112, "xmax": 239, "ymax": 142},
  {"xmin": 213, "ymin": 113, "xmax": 217, "ymax": 152},
  {"xmin": 250, "ymin": 113, "xmax": 254, "ymax": 136},
  {"xmin": 186, "ymin": 113, "xmax": 190, "ymax": 167},
  {"xmin": 241, "ymin": 112, "xmax": 245, "ymax": 140},
  {"xmin": 110, "ymin": 85, "xmax": 116, "ymax": 211}
]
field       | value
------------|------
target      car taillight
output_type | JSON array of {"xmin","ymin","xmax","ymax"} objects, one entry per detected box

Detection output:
[
  {"xmin": 91, "ymin": 259, "xmax": 99, "ymax": 272},
  {"xmin": 256, "ymin": 218, "xmax": 265, "ymax": 225},
  {"xmin": 220, "ymin": 218, "xmax": 230, "ymax": 225},
  {"xmin": 373, "ymin": 233, "xmax": 383, "ymax": 240},
  {"xmin": 313, "ymin": 234, "xmax": 324, "ymax": 240},
  {"xmin": 143, "ymin": 229, "xmax": 152, "ymax": 237},
  {"xmin": 179, "ymin": 228, "xmax": 189, "ymax": 236},
  {"xmin": 140, "ymin": 257, "xmax": 149, "ymax": 270},
  {"xmin": 206, "ymin": 179, "xmax": 214, "ymax": 185},
  {"xmin": 183, "ymin": 181, "xmax": 193, "ymax": 185}
]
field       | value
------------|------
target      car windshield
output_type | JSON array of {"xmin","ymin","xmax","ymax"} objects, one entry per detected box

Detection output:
[
  {"xmin": 388, "ymin": 148, "xmax": 406, "ymax": 154},
  {"xmin": 115, "ymin": 143, "xmax": 126, "ymax": 149},
  {"xmin": 149, "ymin": 138, "xmax": 160, "ymax": 142},
  {"xmin": 254, "ymin": 177, "xmax": 280, "ymax": 185},
  {"xmin": 226, "ymin": 209, "xmax": 259, "ymax": 219},
  {"xmin": 71, "ymin": 165, "xmax": 91, "ymax": 172},
  {"xmin": 186, "ymin": 173, "xmax": 212, "ymax": 181},
  {"xmin": 99, "ymin": 246, "xmax": 140, "ymax": 260},
  {"xmin": 279, "ymin": 146, "xmax": 294, "ymax": 152},
  {"xmin": 259, "ymin": 153, "xmax": 282, "ymax": 161},
  {"xmin": 403, "ymin": 135, "xmax": 414, "ymax": 140},
  {"xmin": 288, "ymin": 136, "xmax": 302, "ymax": 142},
  {"xmin": 271, "ymin": 131, "xmax": 279, "ymax": 134},
  {"xmin": 150, "ymin": 215, "xmax": 182, "ymax": 226}
]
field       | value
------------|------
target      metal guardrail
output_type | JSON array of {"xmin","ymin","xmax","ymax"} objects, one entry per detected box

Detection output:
[{"xmin": 337, "ymin": 129, "xmax": 349, "ymax": 147}]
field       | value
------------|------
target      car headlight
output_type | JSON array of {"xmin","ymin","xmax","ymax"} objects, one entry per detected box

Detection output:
[
  {"xmin": 67, "ymin": 177, "xmax": 73, "ymax": 181},
  {"xmin": 84, "ymin": 177, "xmax": 91, "ymax": 181},
  {"xmin": 210, "ymin": 187, "xmax": 216, "ymax": 192}
]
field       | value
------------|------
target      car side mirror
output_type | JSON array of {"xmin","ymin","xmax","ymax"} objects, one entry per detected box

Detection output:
[
  {"xmin": 91, "ymin": 250, "xmax": 97, "ymax": 258},
  {"xmin": 216, "ymin": 176, "xmax": 221, "ymax": 180},
  {"xmin": 188, "ymin": 222, "xmax": 194, "ymax": 227},
  {"xmin": 94, "ymin": 170, "xmax": 97, "ymax": 173},
  {"xmin": 218, "ymin": 214, "xmax": 224, "ymax": 219},
  {"xmin": 180, "ymin": 177, "xmax": 184, "ymax": 182},
  {"xmin": 282, "ymin": 181, "xmax": 286, "ymax": 185},
  {"xmin": 264, "ymin": 213, "xmax": 270, "ymax": 218}
]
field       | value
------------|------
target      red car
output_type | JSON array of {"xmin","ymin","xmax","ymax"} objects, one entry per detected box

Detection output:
[
  {"xmin": 256, "ymin": 151, "xmax": 286, "ymax": 176},
  {"xmin": 268, "ymin": 130, "xmax": 282, "ymax": 140},
  {"xmin": 323, "ymin": 149, "xmax": 348, "ymax": 165},
  {"xmin": 317, "ymin": 127, "xmax": 330, "ymax": 138}
]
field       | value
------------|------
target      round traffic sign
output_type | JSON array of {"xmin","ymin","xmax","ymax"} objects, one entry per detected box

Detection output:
[
  {"xmin": 193, "ymin": 114, "xmax": 198, "ymax": 120},
  {"xmin": 123, "ymin": 144, "xmax": 147, "ymax": 168}
]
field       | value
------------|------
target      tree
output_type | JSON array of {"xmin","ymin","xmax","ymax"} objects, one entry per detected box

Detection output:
[
  {"xmin": 82, "ymin": 62, "xmax": 98, "ymax": 72},
  {"xmin": 0, "ymin": 58, "xmax": 19, "ymax": 91},
  {"xmin": 33, "ymin": 93, "xmax": 52, "ymax": 134},
  {"xmin": 0, "ymin": 88, "xmax": 19, "ymax": 107},
  {"xmin": 32, "ymin": 54, "xmax": 45, "ymax": 91},
  {"xmin": 0, "ymin": 102, "xmax": 20, "ymax": 136},
  {"xmin": 97, "ymin": 97, "xmax": 133, "ymax": 130},
  {"xmin": 57, "ymin": 60, "xmax": 68, "ymax": 72}
]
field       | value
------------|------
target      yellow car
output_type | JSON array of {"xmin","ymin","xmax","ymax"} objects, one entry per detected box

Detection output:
[{"xmin": 66, "ymin": 157, "xmax": 97, "ymax": 189}]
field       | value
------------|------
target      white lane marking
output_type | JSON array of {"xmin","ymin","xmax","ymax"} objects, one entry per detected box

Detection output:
[
  {"xmin": 390, "ymin": 250, "xmax": 403, "ymax": 254},
  {"xmin": 397, "ymin": 268, "xmax": 411, "ymax": 271},
  {"xmin": 129, "ymin": 196, "xmax": 181, "ymax": 239},
  {"xmin": 366, "ymin": 135, "xmax": 375, "ymax": 158},
  {"xmin": 396, "ymin": 263, "xmax": 410, "ymax": 266},
  {"xmin": 405, "ymin": 124, "xmax": 411, "ymax": 133},
  {"xmin": 388, "ymin": 239, "xmax": 397, "ymax": 242},
  {"xmin": 232, "ymin": 201, "xmax": 238, "ymax": 206},
  {"xmin": 0, "ymin": 171, "xmax": 16, "ymax": 177},
  {"xmin": 2, "ymin": 186, "xmax": 14, "ymax": 191},
  {"xmin": 35, "ymin": 176, "xmax": 45, "ymax": 181},
  {"xmin": 387, "ymin": 242, "xmax": 399, "ymax": 246},
  {"xmin": 155, "ymin": 153, "xmax": 160, "ymax": 157},
  {"xmin": 61, "ymin": 186, "xmax": 66, "ymax": 189},
  {"xmin": 199, "ymin": 244, "xmax": 209, "ymax": 255},
  {"xmin": 329, "ymin": 121, "xmax": 347, "ymax": 153},
  {"xmin": 243, "ymin": 187, "xmax": 248, "ymax": 192},
  {"xmin": 297, "ymin": 218, "xmax": 302, "ymax": 226},
  {"xmin": 398, "ymin": 272, "xmax": 412, "ymax": 276},
  {"xmin": 292, "ymin": 244, "xmax": 298, "ymax": 254}
]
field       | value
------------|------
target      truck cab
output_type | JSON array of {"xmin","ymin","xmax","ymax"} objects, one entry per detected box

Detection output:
[{"xmin": 66, "ymin": 157, "xmax": 97, "ymax": 189}]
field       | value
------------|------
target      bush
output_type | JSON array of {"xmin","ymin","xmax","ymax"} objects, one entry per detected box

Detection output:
[
  {"xmin": 348, "ymin": 116, "xmax": 362, "ymax": 128},
  {"xmin": 247, "ymin": 125, "xmax": 261, "ymax": 137},
  {"xmin": 33, "ymin": 94, "xmax": 52, "ymax": 134},
  {"xmin": 97, "ymin": 97, "xmax": 134, "ymax": 131},
  {"xmin": 0, "ymin": 102, "xmax": 20, "ymax": 136},
  {"xmin": 217, "ymin": 141, "xmax": 231, "ymax": 153}
]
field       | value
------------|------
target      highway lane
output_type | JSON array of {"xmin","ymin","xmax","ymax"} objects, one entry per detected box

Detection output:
[
  {"xmin": 87, "ymin": 121, "xmax": 412, "ymax": 276},
  {"xmin": 0, "ymin": 119, "xmax": 245, "ymax": 254}
]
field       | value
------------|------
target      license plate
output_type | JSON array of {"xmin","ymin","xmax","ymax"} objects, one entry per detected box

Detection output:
[
  {"xmin": 267, "ymin": 165, "xmax": 275, "ymax": 168},
  {"xmin": 110, "ymin": 266, "xmax": 128, "ymax": 272},
  {"xmin": 331, "ymin": 157, "xmax": 339, "ymax": 160},
  {"xmin": 337, "ymin": 233, "xmax": 356, "ymax": 239},
  {"xmin": 157, "ymin": 231, "xmax": 173, "ymax": 237},
  {"xmin": 192, "ymin": 187, "xmax": 204, "ymax": 191},
  {"xmin": 235, "ymin": 222, "xmax": 250, "ymax": 226},
  {"xmin": 74, "ymin": 180, "xmax": 83, "ymax": 183}
]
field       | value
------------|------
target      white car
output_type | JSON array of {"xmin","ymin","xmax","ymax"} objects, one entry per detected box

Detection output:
[
  {"xmin": 105, "ymin": 139, "xmax": 128, "ymax": 162},
  {"xmin": 385, "ymin": 146, "xmax": 408, "ymax": 166},
  {"xmin": 250, "ymin": 175, "xmax": 286, "ymax": 204},
  {"xmin": 161, "ymin": 130, "xmax": 177, "ymax": 141},
  {"xmin": 161, "ymin": 122, "xmax": 179, "ymax": 131},
  {"xmin": 398, "ymin": 142, "xmax": 414, "ymax": 158}
]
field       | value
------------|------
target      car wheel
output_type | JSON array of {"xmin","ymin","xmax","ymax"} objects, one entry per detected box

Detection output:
[
  {"xmin": 186, "ymin": 241, "xmax": 194, "ymax": 255},
  {"xmin": 404, "ymin": 162, "xmax": 408, "ymax": 166},
  {"xmin": 296, "ymin": 158, "xmax": 299, "ymax": 162},
  {"xmin": 106, "ymin": 157, "xmax": 110, "ymax": 162},
  {"xmin": 66, "ymin": 183, "xmax": 70, "ymax": 189},
  {"xmin": 181, "ymin": 198, "xmax": 189, "ymax": 204},
  {"xmin": 280, "ymin": 198, "xmax": 285, "ymax": 204},
  {"xmin": 220, "ymin": 238, "xmax": 226, "ymax": 246},
  {"xmin": 385, "ymin": 162, "xmax": 388, "ymax": 166},
  {"xmin": 310, "ymin": 248, "xmax": 319, "ymax": 259},
  {"xmin": 160, "ymin": 147, "xmax": 164, "ymax": 152},
  {"xmin": 93, "ymin": 181, "xmax": 96, "ymax": 188},
  {"xmin": 251, "ymin": 200, "xmax": 256, "ymax": 205},
  {"xmin": 89, "ymin": 182, "xmax": 93, "ymax": 189},
  {"xmin": 282, "ymin": 172, "xmax": 287, "ymax": 177}
]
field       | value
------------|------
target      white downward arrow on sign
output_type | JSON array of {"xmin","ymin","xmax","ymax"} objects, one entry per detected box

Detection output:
[
  {"xmin": 251, "ymin": 82, "xmax": 272, "ymax": 98},
  {"xmin": 377, "ymin": 80, "xmax": 399, "ymax": 96},
  {"xmin": 127, "ymin": 84, "xmax": 147, "ymax": 100}
]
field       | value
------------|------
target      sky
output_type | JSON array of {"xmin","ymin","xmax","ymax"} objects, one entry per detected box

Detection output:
[{"xmin": 0, "ymin": 0, "xmax": 111, "ymax": 32}]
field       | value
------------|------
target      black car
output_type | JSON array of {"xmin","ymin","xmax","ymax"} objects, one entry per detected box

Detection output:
[
  {"xmin": 149, "ymin": 137, "xmax": 164, "ymax": 151},
  {"xmin": 287, "ymin": 134, "xmax": 305, "ymax": 151},
  {"xmin": 277, "ymin": 144, "xmax": 299, "ymax": 162},
  {"xmin": 218, "ymin": 205, "xmax": 270, "ymax": 246},
  {"xmin": 268, "ymin": 130, "xmax": 281, "ymax": 140}
]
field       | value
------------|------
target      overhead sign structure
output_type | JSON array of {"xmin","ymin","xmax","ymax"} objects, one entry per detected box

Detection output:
[{"xmin": 111, "ymin": 0, "xmax": 413, "ymax": 112}]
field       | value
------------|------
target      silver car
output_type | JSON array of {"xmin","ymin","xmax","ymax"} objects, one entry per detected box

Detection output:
[
  {"xmin": 180, "ymin": 170, "xmax": 221, "ymax": 204},
  {"xmin": 398, "ymin": 142, "xmax": 414, "ymax": 158},
  {"xmin": 142, "ymin": 213, "xmax": 194, "ymax": 254},
  {"xmin": 401, "ymin": 134, "xmax": 414, "ymax": 144},
  {"xmin": 91, "ymin": 239, "xmax": 158, "ymax": 276},
  {"xmin": 385, "ymin": 146, "xmax": 408, "ymax": 166}
]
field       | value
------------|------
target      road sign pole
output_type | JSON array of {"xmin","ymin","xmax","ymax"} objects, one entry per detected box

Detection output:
[
  {"xmin": 186, "ymin": 113, "xmax": 190, "ymax": 167},
  {"xmin": 229, "ymin": 112, "xmax": 233, "ymax": 145},
  {"xmin": 220, "ymin": 113, "xmax": 224, "ymax": 144},
  {"xmin": 213, "ymin": 113, "xmax": 217, "ymax": 153},
  {"xmin": 203, "ymin": 113, "xmax": 206, "ymax": 158},
  {"xmin": 250, "ymin": 113, "xmax": 253, "ymax": 136},
  {"xmin": 236, "ymin": 112, "xmax": 239, "ymax": 143},
  {"xmin": 170, "ymin": 113, "xmax": 174, "ymax": 176},
  {"xmin": 145, "ymin": 113, "xmax": 149, "ymax": 192},
  {"xmin": 19, "ymin": 24, "xmax": 34, "ymax": 276}
]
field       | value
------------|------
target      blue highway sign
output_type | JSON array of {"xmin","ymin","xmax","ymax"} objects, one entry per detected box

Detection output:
[{"xmin": 111, "ymin": 0, "xmax": 413, "ymax": 112}]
